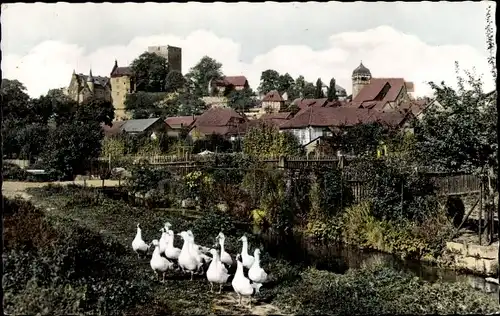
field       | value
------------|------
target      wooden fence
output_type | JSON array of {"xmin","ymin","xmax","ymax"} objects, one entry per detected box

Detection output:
[{"xmin": 91, "ymin": 154, "xmax": 482, "ymax": 201}]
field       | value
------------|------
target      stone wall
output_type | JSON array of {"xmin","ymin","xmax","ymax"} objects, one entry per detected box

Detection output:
[{"xmin": 445, "ymin": 241, "xmax": 498, "ymax": 276}]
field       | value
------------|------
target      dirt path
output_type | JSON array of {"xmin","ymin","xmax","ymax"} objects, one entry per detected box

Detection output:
[{"xmin": 2, "ymin": 180, "xmax": 121, "ymax": 200}]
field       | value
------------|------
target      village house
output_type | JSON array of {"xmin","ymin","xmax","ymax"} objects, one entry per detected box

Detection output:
[
  {"xmin": 261, "ymin": 90, "xmax": 285, "ymax": 114},
  {"xmin": 279, "ymin": 106, "xmax": 411, "ymax": 147},
  {"xmin": 259, "ymin": 112, "xmax": 293, "ymax": 127},
  {"xmin": 349, "ymin": 62, "xmax": 415, "ymax": 111},
  {"xmin": 209, "ymin": 76, "xmax": 249, "ymax": 96},
  {"xmin": 165, "ymin": 115, "xmax": 198, "ymax": 138},
  {"xmin": 189, "ymin": 107, "xmax": 248, "ymax": 140},
  {"xmin": 65, "ymin": 70, "xmax": 112, "ymax": 104},
  {"xmin": 102, "ymin": 117, "xmax": 167, "ymax": 139}
]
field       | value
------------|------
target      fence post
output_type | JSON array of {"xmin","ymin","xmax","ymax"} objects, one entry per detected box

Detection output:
[
  {"xmin": 479, "ymin": 181, "xmax": 483, "ymax": 245},
  {"xmin": 278, "ymin": 156, "xmax": 287, "ymax": 169}
]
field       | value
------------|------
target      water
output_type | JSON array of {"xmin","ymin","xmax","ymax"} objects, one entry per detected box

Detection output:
[{"xmin": 261, "ymin": 232, "xmax": 499, "ymax": 295}]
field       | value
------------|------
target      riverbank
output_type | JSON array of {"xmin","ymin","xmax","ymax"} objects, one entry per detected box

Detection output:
[{"xmin": 3, "ymin": 182, "xmax": 498, "ymax": 314}]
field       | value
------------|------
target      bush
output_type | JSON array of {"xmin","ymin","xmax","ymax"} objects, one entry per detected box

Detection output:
[
  {"xmin": 2, "ymin": 163, "xmax": 30, "ymax": 181},
  {"xmin": 280, "ymin": 264, "xmax": 498, "ymax": 315},
  {"xmin": 3, "ymin": 197, "xmax": 152, "ymax": 315}
]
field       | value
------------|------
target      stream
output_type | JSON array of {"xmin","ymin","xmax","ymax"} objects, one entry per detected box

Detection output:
[{"xmin": 261, "ymin": 233, "xmax": 499, "ymax": 295}]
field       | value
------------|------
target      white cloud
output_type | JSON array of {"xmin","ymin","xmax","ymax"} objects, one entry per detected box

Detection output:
[{"xmin": 2, "ymin": 25, "xmax": 494, "ymax": 99}]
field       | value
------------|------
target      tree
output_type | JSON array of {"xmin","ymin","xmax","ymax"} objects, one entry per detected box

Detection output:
[
  {"xmin": 77, "ymin": 97, "xmax": 115, "ymax": 126},
  {"xmin": 185, "ymin": 56, "xmax": 224, "ymax": 98},
  {"xmin": 227, "ymin": 87, "xmax": 257, "ymax": 112},
  {"xmin": 1, "ymin": 79, "xmax": 30, "ymax": 121},
  {"xmin": 258, "ymin": 69, "xmax": 280, "ymax": 95},
  {"xmin": 165, "ymin": 70, "xmax": 186, "ymax": 93},
  {"xmin": 130, "ymin": 52, "xmax": 169, "ymax": 92},
  {"xmin": 16, "ymin": 123, "xmax": 50, "ymax": 161},
  {"xmin": 243, "ymin": 121, "xmax": 304, "ymax": 158},
  {"xmin": 42, "ymin": 121, "xmax": 104, "ymax": 180},
  {"xmin": 278, "ymin": 73, "xmax": 295, "ymax": 94},
  {"xmin": 314, "ymin": 78, "xmax": 325, "ymax": 98},
  {"xmin": 327, "ymin": 78, "xmax": 338, "ymax": 101},
  {"xmin": 124, "ymin": 92, "xmax": 169, "ymax": 119}
]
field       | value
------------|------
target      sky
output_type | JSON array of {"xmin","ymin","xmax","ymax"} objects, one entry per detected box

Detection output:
[{"xmin": 1, "ymin": 2, "xmax": 496, "ymax": 99}]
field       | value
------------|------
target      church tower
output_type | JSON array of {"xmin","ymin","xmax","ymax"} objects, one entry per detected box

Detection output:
[
  {"xmin": 87, "ymin": 69, "xmax": 95, "ymax": 93},
  {"xmin": 351, "ymin": 62, "xmax": 371, "ymax": 100}
]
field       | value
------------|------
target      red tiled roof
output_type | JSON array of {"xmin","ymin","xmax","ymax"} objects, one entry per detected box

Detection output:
[
  {"xmin": 292, "ymin": 98, "xmax": 347, "ymax": 110},
  {"xmin": 353, "ymin": 78, "xmax": 406, "ymax": 105},
  {"xmin": 165, "ymin": 115, "xmax": 198, "ymax": 128},
  {"xmin": 111, "ymin": 67, "xmax": 133, "ymax": 77},
  {"xmin": 194, "ymin": 108, "xmax": 247, "ymax": 127},
  {"xmin": 280, "ymin": 107, "xmax": 372, "ymax": 129},
  {"xmin": 214, "ymin": 76, "xmax": 248, "ymax": 87},
  {"xmin": 262, "ymin": 90, "xmax": 284, "ymax": 102},
  {"xmin": 260, "ymin": 112, "xmax": 292, "ymax": 120}
]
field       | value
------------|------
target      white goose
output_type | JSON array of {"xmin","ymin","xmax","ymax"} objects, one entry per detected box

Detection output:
[
  {"xmin": 164, "ymin": 229, "xmax": 182, "ymax": 261},
  {"xmin": 216, "ymin": 232, "xmax": 234, "ymax": 267},
  {"xmin": 178, "ymin": 231, "xmax": 203, "ymax": 280},
  {"xmin": 206, "ymin": 249, "xmax": 230, "ymax": 294},
  {"xmin": 186, "ymin": 230, "xmax": 212, "ymax": 264},
  {"xmin": 150, "ymin": 239, "xmax": 175, "ymax": 282},
  {"xmin": 158, "ymin": 227, "xmax": 169, "ymax": 255},
  {"xmin": 239, "ymin": 235, "xmax": 255, "ymax": 269},
  {"xmin": 248, "ymin": 248, "xmax": 268, "ymax": 293},
  {"xmin": 232, "ymin": 254, "xmax": 261, "ymax": 307},
  {"xmin": 132, "ymin": 223, "xmax": 150, "ymax": 258},
  {"xmin": 187, "ymin": 230, "xmax": 211, "ymax": 253}
]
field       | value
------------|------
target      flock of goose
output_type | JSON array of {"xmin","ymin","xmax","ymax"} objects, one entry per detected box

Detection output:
[{"xmin": 132, "ymin": 223, "xmax": 268, "ymax": 307}]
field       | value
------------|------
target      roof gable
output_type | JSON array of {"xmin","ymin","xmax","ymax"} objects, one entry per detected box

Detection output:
[
  {"xmin": 354, "ymin": 78, "xmax": 406, "ymax": 104},
  {"xmin": 165, "ymin": 115, "xmax": 198, "ymax": 128},
  {"xmin": 262, "ymin": 90, "xmax": 284, "ymax": 102},
  {"xmin": 194, "ymin": 108, "xmax": 246, "ymax": 127},
  {"xmin": 214, "ymin": 76, "xmax": 248, "ymax": 87},
  {"xmin": 122, "ymin": 118, "xmax": 162, "ymax": 133}
]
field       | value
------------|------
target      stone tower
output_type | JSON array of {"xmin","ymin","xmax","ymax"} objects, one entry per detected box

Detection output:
[
  {"xmin": 110, "ymin": 60, "xmax": 134, "ymax": 121},
  {"xmin": 147, "ymin": 45, "xmax": 182, "ymax": 73},
  {"xmin": 351, "ymin": 62, "xmax": 372, "ymax": 100}
]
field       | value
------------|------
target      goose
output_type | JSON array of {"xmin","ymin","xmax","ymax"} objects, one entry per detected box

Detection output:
[
  {"xmin": 186, "ymin": 230, "xmax": 212, "ymax": 264},
  {"xmin": 248, "ymin": 248, "xmax": 268, "ymax": 293},
  {"xmin": 187, "ymin": 230, "xmax": 211, "ymax": 253},
  {"xmin": 150, "ymin": 239, "xmax": 175, "ymax": 282},
  {"xmin": 239, "ymin": 235, "xmax": 255, "ymax": 269},
  {"xmin": 216, "ymin": 232, "xmax": 234, "ymax": 267},
  {"xmin": 132, "ymin": 223, "xmax": 150, "ymax": 258},
  {"xmin": 158, "ymin": 227, "xmax": 169, "ymax": 255},
  {"xmin": 206, "ymin": 249, "xmax": 230, "ymax": 294},
  {"xmin": 232, "ymin": 254, "xmax": 261, "ymax": 307},
  {"xmin": 164, "ymin": 229, "xmax": 182, "ymax": 261},
  {"xmin": 177, "ymin": 231, "xmax": 203, "ymax": 280}
]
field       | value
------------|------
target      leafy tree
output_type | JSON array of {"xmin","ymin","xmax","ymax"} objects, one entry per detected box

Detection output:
[
  {"xmin": 77, "ymin": 97, "xmax": 115, "ymax": 126},
  {"xmin": 294, "ymin": 75, "xmax": 316, "ymax": 99},
  {"xmin": 278, "ymin": 73, "xmax": 295, "ymax": 94},
  {"xmin": 101, "ymin": 136, "xmax": 127, "ymax": 159},
  {"xmin": 258, "ymin": 69, "xmax": 280, "ymax": 95},
  {"xmin": 41, "ymin": 121, "xmax": 103, "ymax": 180},
  {"xmin": 16, "ymin": 123, "xmax": 50, "ymax": 161},
  {"xmin": 165, "ymin": 70, "xmax": 186, "ymax": 93},
  {"xmin": 304, "ymin": 82, "xmax": 316, "ymax": 98},
  {"xmin": 1, "ymin": 79, "xmax": 31, "ymax": 120},
  {"xmin": 227, "ymin": 87, "xmax": 257, "ymax": 112},
  {"xmin": 130, "ymin": 52, "xmax": 168, "ymax": 92},
  {"xmin": 171, "ymin": 91, "xmax": 208, "ymax": 116},
  {"xmin": 185, "ymin": 56, "xmax": 224, "ymax": 98},
  {"xmin": 314, "ymin": 78, "xmax": 325, "ymax": 98},
  {"xmin": 192, "ymin": 134, "xmax": 233, "ymax": 154},
  {"xmin": 124, "ymin": 92, "xmax": 169, "ymax": 119},
  {"xmin": 243, "ymin": 121, "xmax": 304, "ymax": 158},
  {"xmin": 327, "ymin": 78, "xmax": 338, "ymax": 101}
]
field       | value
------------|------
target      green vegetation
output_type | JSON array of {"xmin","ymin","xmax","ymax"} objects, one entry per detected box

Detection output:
[{"xmin": 3, "ymin": 184, "xmax": 495, "ymax": 315}]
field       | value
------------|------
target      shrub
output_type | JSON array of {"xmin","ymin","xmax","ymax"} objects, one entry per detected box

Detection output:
[{"xmin": 2, "ymin": 162, "xmax": 30, "ymax": 181}]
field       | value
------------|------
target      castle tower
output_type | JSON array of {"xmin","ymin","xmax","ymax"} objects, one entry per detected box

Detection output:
[
  {"xmin": 147, "ymin": 45, "xmax": 182, "ymax": 73},
  {"xmin": 351, "ymin": 61, "xmax": 372, "ymax": 100},
  {"xmin": 87, "ymin": 69, "xmax": 95, "ymax": 93}
]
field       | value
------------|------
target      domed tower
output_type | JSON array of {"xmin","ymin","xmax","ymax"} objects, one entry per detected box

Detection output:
[
  {"xmin": 87, "ymin": 69, "xmax": 95, "ymax": 93},
  {"xmin": 351, "ymin": 61, "xmax": 372, "ymax": 100}
]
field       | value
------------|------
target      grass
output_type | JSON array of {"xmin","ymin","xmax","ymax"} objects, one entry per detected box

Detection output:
[{"xmin": 6, "ymin": 183, "xmax": 498, "ymax": 315}]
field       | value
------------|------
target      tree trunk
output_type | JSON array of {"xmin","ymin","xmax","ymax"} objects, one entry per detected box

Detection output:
[{"xmin": 485, "ymin": 167, "xmax": 496, "ymax": 244}]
